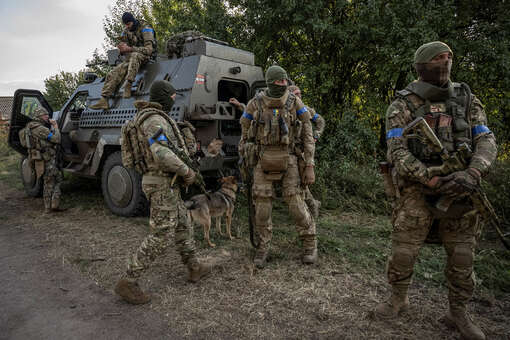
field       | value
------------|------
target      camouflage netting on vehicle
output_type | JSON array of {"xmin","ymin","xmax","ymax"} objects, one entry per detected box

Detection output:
[{"xmin": 166, "ymin": 31, "xmax": 205, "ymax": 58}]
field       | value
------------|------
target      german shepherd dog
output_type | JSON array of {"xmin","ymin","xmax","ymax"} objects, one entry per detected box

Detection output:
[{"xmin": 185, "ymin": 176, "xmax": 238, "ymax": 248}]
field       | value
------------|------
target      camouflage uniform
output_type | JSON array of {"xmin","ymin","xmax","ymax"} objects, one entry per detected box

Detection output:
[
  {"xmin": 126, "ymin": 101, "xmax": 199, "ymax": 278},
  {"xmin": 101, "ymin": 20, "xmax": 156, "ymax": 98},
  {"xmin": 380, "ymin": 43, "xmax": 497, "ymax": 340},
  {"xmin": 25, "ymin": 115, "xmax": 62, "ymax": 212},
  {"xmin": 240, "ymin": 88, "xmax": 317, "ymax": 264},
  {"xmin": 302, "ymin": 107, "xmax": 325, "ymax": 219},
  {"xmin": 166, "ymin": 31, "xmax": 204, "ymax": 58}
]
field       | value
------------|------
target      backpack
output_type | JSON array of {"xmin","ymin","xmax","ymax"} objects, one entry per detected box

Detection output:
[
  {"xmin": 120, "ymin": 110, "xmax": 191, "ymax": 174},
  {"xmin": 19, "ymin": 126, "xmax": 32, "ymax": 148}
]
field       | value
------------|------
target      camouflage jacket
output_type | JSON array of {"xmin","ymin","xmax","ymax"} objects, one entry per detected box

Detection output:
[
  {"xmin": 239, "ymin": 89, "xmax": 315, "ymax": 165},
  {"xmin": 307, "ymin": 107, "xmax": 326, "ymax": 140},
  {"xmin": 26, "ymin": 119, "xmax": 61, "ymax": 159},
  {"xmin": 386, "ymin": 80, "xmax": 497, "ymax": 186},
  {"xmin": 120, "ymin": 20, "xmax": 155, "ymax": 57},
  {"xmin": 133, "ymin": 101, "xmax": 189, "ymax": 177}
]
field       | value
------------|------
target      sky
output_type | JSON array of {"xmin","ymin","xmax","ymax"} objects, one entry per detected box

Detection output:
[{"xmin": 0, "ymin": 0, "xmax": 116, "ymax": 96}]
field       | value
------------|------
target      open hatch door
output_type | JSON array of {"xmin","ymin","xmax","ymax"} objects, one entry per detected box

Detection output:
[{"xmin": 8, "ymin": 89, "xmax": 54, "ymax": 155}]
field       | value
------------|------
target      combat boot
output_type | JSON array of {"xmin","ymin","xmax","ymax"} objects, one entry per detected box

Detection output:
[
  {"xmin": 301, "ymin": 235, "xmax": 318, "ymax": 264},
  {"xmin": 187, "ymin": 260, "xmax": 213, "ymax": 283},
  {"xmin": 123, "ymin": 81, "xmax": 133, "ymax": 98},
  {"xmin": 445, "ymin": 306, "xmax": 485, "ymax": 340},
  {"xmin": 114, "ymin": 278, "xmax": 151, "ymax": 305},
  {"xmin": 373, "ymin": 287, "xmax": 409, "ymax": 319},
  {"xmin": 253, "ymin": 248, "xmax": 268, "ymax": 269},
  {"xmin": 90, "ymin": 97, "xmax": 109, "ymax": 110}
]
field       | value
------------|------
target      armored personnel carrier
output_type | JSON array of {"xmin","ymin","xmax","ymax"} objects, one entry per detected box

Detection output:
[{"xmin": 8, "ymin": 33, "xmax": 265, "ymax": 216}]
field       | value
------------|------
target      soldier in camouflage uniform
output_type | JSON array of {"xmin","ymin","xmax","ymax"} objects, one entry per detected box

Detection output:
[
  {"xmin": 115, "ymin": 80, "xmax": 211, "ymax": 305},
  {"xmin": 91, "ymin": 12, "xmax": 156, "ymax": 110},
  {"xmin": 239, "ymin": 66, "xmax": 317, "ymax": 268},
  {"xmin": 166, "ymin": 31, "xmax": 205, "ymax": 59},
  {"xmin": 288, "ymin": 85, "xmax": 325, "ymax": 219},
  {"xmin": 375, "ymin": 42, "xmax": 497, "ymax": 340},
  {"xmin": 24, "ymin": 107, "xmax": 63, "ymax": 213}
]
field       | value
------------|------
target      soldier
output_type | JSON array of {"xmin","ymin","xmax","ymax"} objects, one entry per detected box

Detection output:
[
  {"xmin": 375, "ymin": 42, "xmax": 497, "ymax": 340},
  {"xmin": 239, "ymin": 65, "xmax": 317, "ymax": 268},
  {"xmin": 23, "ymin": 107, "xmax": 63, "ymax": 213},
  {"xmin": 288, "ymin": 85, "xmax": 325, "ymax": 219},
  {"xmin": 115, "ymin": 80, "xmax": 211, "ymax": 304},
  {"xmin": 91, "ymin": 12, "xmax": 156, "ymax": 110}
]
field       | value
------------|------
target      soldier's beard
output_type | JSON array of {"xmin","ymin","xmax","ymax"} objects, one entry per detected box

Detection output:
[{"xmin": 415, "ymin": 60, "xmax": 452, "ymax": 87}]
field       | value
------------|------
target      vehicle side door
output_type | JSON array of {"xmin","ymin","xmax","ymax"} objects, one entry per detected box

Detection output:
[{"xmin": 8, "ymin": 89, "xmax": 54, "ymax": 155}]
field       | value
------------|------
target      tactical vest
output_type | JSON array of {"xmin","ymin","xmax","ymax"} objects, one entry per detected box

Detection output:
[
  {"xmin": 396, "ymin": 81, "xmax": 473, "ymax": 164},
  {"xmin": 247, "ymin": 92, "xmax": 301, "ymax": 175},
  {"xmin": 20, "ymin": 121, "xmax": 56, "ymax": 161},
  {"xmin": 121, "ymin": 107, "xmax": 188, "ymax": 175}
]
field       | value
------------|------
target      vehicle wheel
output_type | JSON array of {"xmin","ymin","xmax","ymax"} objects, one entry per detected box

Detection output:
[
  {"xmin": 101, "ymin": 151, "xmax": 148, "ymax": 216},
  {"xmin": 20, "ymin": 156, "xmax": 43, "ymax": 197}
]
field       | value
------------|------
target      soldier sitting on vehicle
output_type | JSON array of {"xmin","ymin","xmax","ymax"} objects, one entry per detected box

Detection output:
[
  {"xmin": 19, "ymin": 107, "xmax": 63, "ymax": 213},
  {"xmin": 91, "ymin": 12, "xmax": 156, "ymax": 110}
]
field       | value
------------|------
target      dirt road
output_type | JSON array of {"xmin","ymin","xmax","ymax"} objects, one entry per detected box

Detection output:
[
  {"xmin": 0, "ymin": 185, "xmax": 174, "ymax": 340},
  {"xmin": 0, "ymin": 179, "xmax": 509, "ymax": 339}
]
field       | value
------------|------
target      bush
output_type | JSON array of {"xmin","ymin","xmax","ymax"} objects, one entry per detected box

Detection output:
[{"xmin": 313, "ymin": 111, "xmax": 389, "ymax": 214}]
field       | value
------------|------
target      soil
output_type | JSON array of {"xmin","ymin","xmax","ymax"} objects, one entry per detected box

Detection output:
[{"xmin": 0, "ymin": 181, "xmax": 509, "ymax": 339}]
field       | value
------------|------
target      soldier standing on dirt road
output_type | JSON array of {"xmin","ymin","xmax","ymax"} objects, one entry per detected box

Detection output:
[
  {"xmin": 115, "ymin": 80, "xmax": 212, "ymax": 305},
  {"xmin": 91, "ymin": 12, "xmax": 156, "ymax": 110},
  {"xmin": 375, "ymin": 41, "xmax": 497, "ymax": 340},
  {"xmin": 22, "ymin": 107, "xmax": 63, "ymax": 213},
  {"xmin": 238, "ymin": 65, "xmax": 317, "ymax": 268},
  {"xmin": 288, "ymin": 84, "xmax": 325, "ymax": 220}
]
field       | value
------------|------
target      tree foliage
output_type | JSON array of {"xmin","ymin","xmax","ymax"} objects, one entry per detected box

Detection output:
[{"xmin": 43, "ymin": 71, "xmax": 85, "ymax": 111}]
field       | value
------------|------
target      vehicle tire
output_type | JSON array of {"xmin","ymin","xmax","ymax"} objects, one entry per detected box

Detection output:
[
  {"xmin": 101, "ymin": 151, "xmax": 148, "ymax": 216},
  {"xmin": 20, "ymin": 156, "xmax": 43, "ymax": 197}
]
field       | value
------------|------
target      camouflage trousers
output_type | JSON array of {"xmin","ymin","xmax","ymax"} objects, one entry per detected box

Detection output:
[
  {"xmin": 43, "ymin": 158, "xmax": 62, "ymax": 211},
  {"xmin": 303, "ymin": 185, "xmax": 321, "ymax": 219},
  {"xmin": 126, "ymin": 178, "xmax": 198, "ymax": 278},
  {"xmin": 101, "ymin": 52, "xmax": 149, "ymax": 97},
  {"xmin": 252, "ymin": 155, "xmax": 316, "ymax": 250},
  {"xmin": 387, "ymin": 184, "xmax": 480, "ymax": 309}
]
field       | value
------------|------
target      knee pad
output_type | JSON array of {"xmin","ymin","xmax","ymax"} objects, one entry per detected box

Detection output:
[{"xmin": 450, "ymin": 244, "xmax": 473, "ymax": 268}]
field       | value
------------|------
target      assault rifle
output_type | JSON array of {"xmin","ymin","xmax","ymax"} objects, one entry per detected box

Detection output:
[
  {"xmin": 152, "ymin": 127, "xmax": 208, "ymax": 196},
  {"xmin": 402, "ymin": 117, "xmax": 509, "ymax": 250}
]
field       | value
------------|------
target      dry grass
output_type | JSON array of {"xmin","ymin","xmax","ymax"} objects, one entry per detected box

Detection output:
[{"xmin": 0, "ymin": 132, "xmax": 509, "ymax": 339}]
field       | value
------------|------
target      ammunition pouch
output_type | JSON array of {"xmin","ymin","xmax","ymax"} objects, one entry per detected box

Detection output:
[
  {"xmin": 259, "ymin": 145, "xmax": 289, "ymax": 181},
  {"xmin": 243, "ymin": 142, "xmax": 259, "ymax": 168}
]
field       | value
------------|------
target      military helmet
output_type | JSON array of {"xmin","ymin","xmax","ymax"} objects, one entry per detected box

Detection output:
[
  {"xmin": 265, "ymin": 65, "xmax": 288, "ymax": 84},
  {"xmin": 34, "ymin": 107, "xmax": 49, "ymax": 117},
  {"xmin": 414, "ymin": 41, "xmax": 453, "ymax": 64}
]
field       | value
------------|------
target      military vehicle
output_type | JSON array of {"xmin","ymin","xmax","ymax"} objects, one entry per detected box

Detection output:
[{"xmin": 8, "ymin": 33, "xmax": 265, "ymax": 216}]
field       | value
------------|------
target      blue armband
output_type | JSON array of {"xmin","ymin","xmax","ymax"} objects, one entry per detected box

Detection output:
[
  {"xmin": 142, "ymin": 28, "xmax": 155, "ymax": 34},
  {"xmin": 148, "ymin": 134, "xmax": 168, "ymax": 146},
  {"xmin": 296, "ymin": 107, "xmax": 308, "ymax": 116},
  {"xmin": 47, "ymin": 132, "xmax": 53, "ymax": 141},
  {"xmin": 472, "ymin": 125, "xmax": 490, "ymax": 136},
  {"xmin": 311, "ymin": 113, "xmax": 319, "ymax": 122},
  {"xmin": 242, "ymin": 112, "xmax": 254, "ymax": 120},
  {"xmin": 386, "ymin": 128, "xmax": 403, "ymax": 139}
]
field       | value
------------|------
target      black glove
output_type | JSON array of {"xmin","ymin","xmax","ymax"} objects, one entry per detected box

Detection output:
[{"xmin": 438, "ymin": 168, "xmax": 480, "ymax": 196}]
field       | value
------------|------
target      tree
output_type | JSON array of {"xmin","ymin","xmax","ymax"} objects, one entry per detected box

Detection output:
[{"xmin": 43, "ymin": 71, "xmax": 85, "ymax": 110}]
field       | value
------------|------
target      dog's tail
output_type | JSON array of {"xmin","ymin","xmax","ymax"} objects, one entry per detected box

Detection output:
[{"xmin": 184, "ymin": 198, "xmax": 199, "ymax": 210}]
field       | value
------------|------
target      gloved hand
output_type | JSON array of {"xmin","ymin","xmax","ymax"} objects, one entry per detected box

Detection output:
[
  {"xmin": 438, "ymin": 168, "xmax": 481, "ymax": 196},
  {"xmin": 303, "ymin": 165, "xmax": 315, "ymax": 185},
  {"xmin": 182, "ymin": 168, "xmax": 196, "ymax": 186}
]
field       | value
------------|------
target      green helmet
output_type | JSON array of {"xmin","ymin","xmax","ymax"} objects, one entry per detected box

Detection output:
[
  {"xmin": 265, "ymin": 65, "xmax": 288, "ymax": 85},
  {"xmin": 414, "ymin": 41, "xmax": 453, "ymax": 64},
  {"xmin": 34, "ymin": 107, "xmax": 49, "ymax": 117}
]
